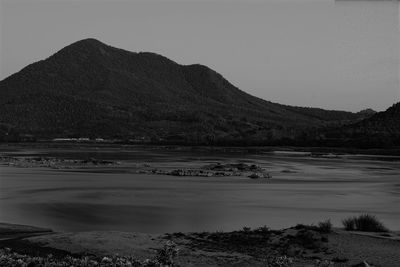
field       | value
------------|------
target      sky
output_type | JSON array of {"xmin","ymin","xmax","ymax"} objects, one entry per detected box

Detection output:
[{"xmin": 0, "ymin": 0, "xmax": 399, "ymax": 112}]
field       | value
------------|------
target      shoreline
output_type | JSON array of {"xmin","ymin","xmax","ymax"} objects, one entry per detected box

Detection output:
[
  {"xmin": 1, "ymin": 222, "xmax": 400, "ymax": 266},
  {"xmin": 1, "ymin": 142, "xmax": 400, "ymax": 157}
]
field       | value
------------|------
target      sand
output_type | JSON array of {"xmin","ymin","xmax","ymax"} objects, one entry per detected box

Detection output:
[{"xmin": 1, "ymin": 226, "xmax": 397, "ymax": 266}]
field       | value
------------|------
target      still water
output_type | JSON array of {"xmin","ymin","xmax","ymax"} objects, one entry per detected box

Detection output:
[{"xmin": 1, "ymin": 145, "xmax": 399, "ymax": 233}]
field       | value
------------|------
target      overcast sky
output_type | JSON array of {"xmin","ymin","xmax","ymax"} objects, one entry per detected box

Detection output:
[{"xmin": 0, "ymin": 0, "xmax": 398, "ymax": 112}]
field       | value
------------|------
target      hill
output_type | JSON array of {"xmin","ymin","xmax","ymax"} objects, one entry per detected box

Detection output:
[
  {"xmin": 0, "ymin": 38, "xmax": 376, "ymax": 144},
  {"xmin": 320, "ymin": 103, "xmax": 400, "ymax": 147}
]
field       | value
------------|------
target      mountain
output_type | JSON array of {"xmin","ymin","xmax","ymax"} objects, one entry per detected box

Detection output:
[
  {"xmin": 320, "ymin": 103, "xmax": 400, "ymax": 147},
  {"xmin": 0, "ymin": 38, "xmax": 377, "ymax": 144},
  {"xmin": 356, "ymin": 108, "xmax": 377, "ymax": 117}
]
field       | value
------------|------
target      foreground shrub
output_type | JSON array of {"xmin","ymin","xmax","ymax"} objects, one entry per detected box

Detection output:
[
  {"xmin": 0, "ymin": 248, "xmax": 152, "ymax": 267},
  {"xmin": 342, "ymin": 214, "xmax": 388, "ymax": 232},
  {"xmin": 0, "ymin": 242, "xmax": 180, "ymax": 267},
  {"xmin": 294, "ymin": 229, "xmax": 324, "ymax": 250},
  {"xmin": 294, "ymin": 220, "xmax": 332, "ymax": 234},
  {"xmin": 155, "ymin": 240, "xmax": 179, "ymax": 266},
  {"xmin": 342, "ymin": 217, "xmax": 355, "ymax": 231},
  {"xmin": 318, "ymin": 219, "xmax": 332, "ymax": 233}
]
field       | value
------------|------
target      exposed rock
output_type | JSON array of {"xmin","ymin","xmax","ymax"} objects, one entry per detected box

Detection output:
[
  {"xmin": 203, "ymin": 162, "xmax": 271, "ymax": 179},
  {"xmin": 203, "ymin": 162, "xmax": 263, "ymax": 172},
  {"xmin": 0, "ymin": 156, "xmax": 118, "ymax": 168},
  {"xmin": 82, "ymin": 158, "xmax": 115, "ymax": 165},
  {"xmin": 248, "ymin": 172, "xmax": 271, "ymax": 179},
  {"xmin": 169, "ymin": 169, "xmax": 229, "ymax": 177}
]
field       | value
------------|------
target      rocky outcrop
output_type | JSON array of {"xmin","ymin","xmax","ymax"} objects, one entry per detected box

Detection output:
[
  {"xmin": 140, "ymin": 163, "xmax": 272, "ymax": 179},
  {"xmin": 0, "ymin": 156, "xmax": 119, "ymax": 168},
  {"xmin": 248, "ymin": 172, "xmax": 271, "ymax": 179}
]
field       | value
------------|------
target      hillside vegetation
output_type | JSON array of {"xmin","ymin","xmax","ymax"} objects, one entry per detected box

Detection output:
[{"xmin": 0, "ymin": 38, "xmax": 394, "ymax": 147}]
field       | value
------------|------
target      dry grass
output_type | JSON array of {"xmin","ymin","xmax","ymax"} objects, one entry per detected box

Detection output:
[{"xmin": 342, "ymin": 214, "xmax": 388, "ymax": 232}]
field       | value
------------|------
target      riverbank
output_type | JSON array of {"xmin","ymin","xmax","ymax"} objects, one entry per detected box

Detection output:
[
  {"xmin": 1, "ymin": 222, "xmax": 400, "ymax": 266},
  {"xmin": 1, "ymin": 142, "xmax": 400, "ymax": 157}
]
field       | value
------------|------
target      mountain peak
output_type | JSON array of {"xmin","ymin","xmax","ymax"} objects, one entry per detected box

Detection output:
[
  {"xmin": 69, "ymin": 38, "xmax": 106, "ymax": 48},
  {"xmin": 52, "ymin": 38, "xmax": 110, "ymax": 59},
  {"xmin": 357, "ymin": 108, "xmax": 376, "ymax": 114},
  {"xmin": 356, "ymin": 108, "xmax": 377, "ymax": 118}
]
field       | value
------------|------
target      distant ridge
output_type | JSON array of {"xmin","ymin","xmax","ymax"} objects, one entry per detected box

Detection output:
[
  {"xmin": 357, "ymin": 108, "xmax": 377, "ymax": 117},
  {"xmin": 321, "ymin": 103, "xmax": 400, "ymax": 147},
  {"xmin": 0, "ymin": 38, "xmax": 389, "ymax": 146}
]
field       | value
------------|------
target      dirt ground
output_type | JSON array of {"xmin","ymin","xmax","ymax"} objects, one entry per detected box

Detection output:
[{"xmin": 1, "ymin": 223, "xmax": 400, "ymax": 266}]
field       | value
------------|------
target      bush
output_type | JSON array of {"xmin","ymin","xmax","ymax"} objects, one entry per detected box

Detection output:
[
  {"xmin": 254, "ymin": 225, "xmax": 270, "ymax": 234},
  {"xmin": 318, "ymin": 219, "xmax": 332, "ymax": 233},
  {"xmin": 294, "ymin": 229, "xmax": 324, "ymax": 250},
  {"xmin": 294, "ymin": 220, "xmax": 332, "ymax": 234},
  {"xmin": 0, "ymin": 247, "xmax": 159, "ymax": 267},
  {"xmin": 242, "ymin": 226, "xmax": 251, "ymax": 232},
  {"xmin": 155, "ymin": 240, "xmax": 179, "ymax": 266},
  {"xmin": 354, "ymin": 214, "xmax": 388, "ymax": 232},
  {"xmin": 342, "ymin": 214, "xmax": 388, "ymax": 232},
  {"xmin": 342, "ymin": 217, "xmax": 355, "ymax": 231}
]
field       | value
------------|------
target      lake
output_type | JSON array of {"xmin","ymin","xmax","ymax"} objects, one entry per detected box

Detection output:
[{"xmin": 0, "ymin": 144, "xmax": 399, "ymax": 233}]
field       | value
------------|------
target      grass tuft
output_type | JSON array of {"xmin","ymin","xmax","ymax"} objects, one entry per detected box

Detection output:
[{"xmin": 342, "ymin": 214, "xmax": 388, "ymax": 232}]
